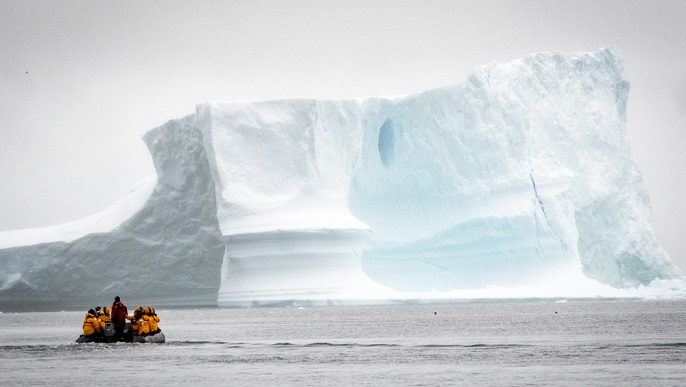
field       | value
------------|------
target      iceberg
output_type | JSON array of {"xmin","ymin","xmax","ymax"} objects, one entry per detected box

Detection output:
[
  {"xmin": 0, "ymin": 47, "xmax": 683, "ymax": 310},
  {"xmin": 349, "ymin": 47, "xmax": 681, "ymax": 292},
  {"xmin": 0, "ymin": 116, "xmax": 225, "ymax": 310}
]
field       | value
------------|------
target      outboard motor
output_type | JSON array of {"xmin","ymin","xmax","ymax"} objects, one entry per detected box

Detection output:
[{"xmin": 105, "ymin": 322, "xmax": 115, "ymax": 337}]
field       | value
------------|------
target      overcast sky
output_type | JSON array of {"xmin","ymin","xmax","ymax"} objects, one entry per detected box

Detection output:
[{"xmin": 2, "ymin": 0, "xmax": 685, "ymax": 272}]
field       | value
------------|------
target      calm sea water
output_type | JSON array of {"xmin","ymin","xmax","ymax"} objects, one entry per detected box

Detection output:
[{"xmin": 1, "ymin": 300, "xmax": 685, "ymax": 386}]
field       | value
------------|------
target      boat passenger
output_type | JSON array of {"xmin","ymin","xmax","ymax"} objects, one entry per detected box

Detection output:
[
  {"xmin": 137, "ymin": 316, "xmax": 151, "ymax": 336},
  {"xmin": 128, "ymin": 306, "xmax": 144, "ymax": 334},
  {"xmin": 135, "ymin": 307, "xmax": 152, "ymax": 336},
  {"xmin": 82, "ymin": 309, "xmax": 102, "ymax": 339},
  {"xmin": 98, "ymin": 306, "xmax": 112, "ymax": 326},
  {"xmin": 111, "ymin": 296, "xmax": 128, "ymax": 337},
  {"xmin": 142, "ymin": 307, "xmax": 158, "ymax": 334},
  {"xmin": 147, "ymin": 307, "xmax": 160, "ymax": 333},
  {"xmin": 102, "ymin": 306, "xmax": 112, "ymax": 321},
  {"xmin": 94, "ymin": 307, "xmax": 103, "ymax": 323},
  {"xmin": 97, "ymin": 306, "xmax": 115, "ymax": 338}
]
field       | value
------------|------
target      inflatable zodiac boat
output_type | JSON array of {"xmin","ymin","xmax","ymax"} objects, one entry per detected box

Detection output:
[{"xmin": 76, "ymin": 322, "xmax": 165, "ymax": 343}]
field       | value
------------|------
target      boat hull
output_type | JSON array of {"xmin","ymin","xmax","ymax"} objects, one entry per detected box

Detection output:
[{"xmin": 75, "ymin": 330, "xmax": 165, "ymax": 344}]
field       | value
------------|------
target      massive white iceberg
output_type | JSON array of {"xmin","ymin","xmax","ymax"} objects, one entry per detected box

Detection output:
[{"xmin": 0, "ymin": 47, "xmax": 683, "ymax": 310}]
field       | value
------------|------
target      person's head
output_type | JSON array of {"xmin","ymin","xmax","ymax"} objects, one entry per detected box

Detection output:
[
  {"xmin": 103, "ymin": 306, "xmax": 111, "ymax": 316},
  {"xmin": 114, "ymin": 296, "xmax": 120, "ymax": 302},
  {"xmin": 88, "ymin": 309, "xmax": 95, "ymax": 315},
  {"xmin": 95, "ymin": 306, "xmax": 101, "ymax": 312}
]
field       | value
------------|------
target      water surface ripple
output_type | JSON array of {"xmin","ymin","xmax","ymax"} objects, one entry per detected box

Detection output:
[{"xmin": 1, "ymin": 300, "xmax": 685, "ymax": 386}]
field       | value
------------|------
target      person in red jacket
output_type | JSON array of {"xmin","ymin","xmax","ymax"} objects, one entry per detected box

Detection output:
[{"xmin": 111, "ymin": 296, "xmax": 128, "ymax": 339}]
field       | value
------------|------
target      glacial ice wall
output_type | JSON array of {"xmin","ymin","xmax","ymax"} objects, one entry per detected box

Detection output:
[
  {"xmin": 0, "ymin": 47, "xmax": 682, "ymax": 310},
  {"xmin": 199, "ymin": 47, "xmax": 680, "ymax": 304},
  {"xmin": 351, "ymin": 47, "xmax": 681, "ymax": 290},
  {"xmin": 196, "ymin": 101, "xmax": 390, "ymax": 306},
  {"xmin": 0, "ymin": 116, "xmax": 224, "ymax": 310},
  {"xmin": 196, "ymin": 100, "xmax": 369, "ymax": 235}
]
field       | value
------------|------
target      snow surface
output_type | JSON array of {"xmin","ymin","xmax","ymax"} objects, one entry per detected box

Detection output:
[
  {"xmin": 0, "ymin": 47, "xmax": 683, "ymax": 309},
  {"xmin": 0, "ymin": 176, "xmax": 156, "ymax": 249}
]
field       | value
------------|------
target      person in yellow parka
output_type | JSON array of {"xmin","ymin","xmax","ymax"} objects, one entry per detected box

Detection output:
[
  {"xmin": 136, "ymin": 307, "xmax": 151, "ymax": 336},
  {"xmin": 128, "ymin": 306, "xmax": 150, "ymax": 336},
  {"xmin": 138, "ymin": 318, "xmax": 150, "ymax": 336},
  {"xmin": 127, "ymin": 306, "xmax": 143, "ymax": 333},
  {"xmin": 142, "ymin": 307, "xmax": 159, "ymax": 334},
  {"xmin": 147, "ymin": 307, "xmax": 160, "ymax": 333},
  {"xmin": 97, "ymin": 306, "xmax": 112, "ymax": 332},
  {"xmin": 82, "ymin": 309, "xmax": 102, "ymax": 338},
  {"xmin": 98, "ymin": 306, "xmax": 112, "ymax": 324}
]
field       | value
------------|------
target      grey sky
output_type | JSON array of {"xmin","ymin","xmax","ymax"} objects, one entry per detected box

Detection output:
[{"xmin": 2, "ymin": 0, "xmax": 685, "ymax": 272}]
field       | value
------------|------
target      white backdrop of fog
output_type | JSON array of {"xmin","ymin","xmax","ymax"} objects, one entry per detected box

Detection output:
[{"xmin": 1, "ymin": 1, "xmax": 685, "ymax": 272}]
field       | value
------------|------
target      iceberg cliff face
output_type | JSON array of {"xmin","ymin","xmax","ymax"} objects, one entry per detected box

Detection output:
[
  {"xmin": 350, "ymin": 47, "xmax": 679, "ymax": 290},
  {"xmin": 0, "ymin": 116, "xmax": 225, "ymax": 310},
  {"xmin": 196, "ymin": 100, "xmax": 384, "ymax": 306},
  {"xmin": 0, "ymin": 47, "xmax": 682, "ymax": 310}
]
